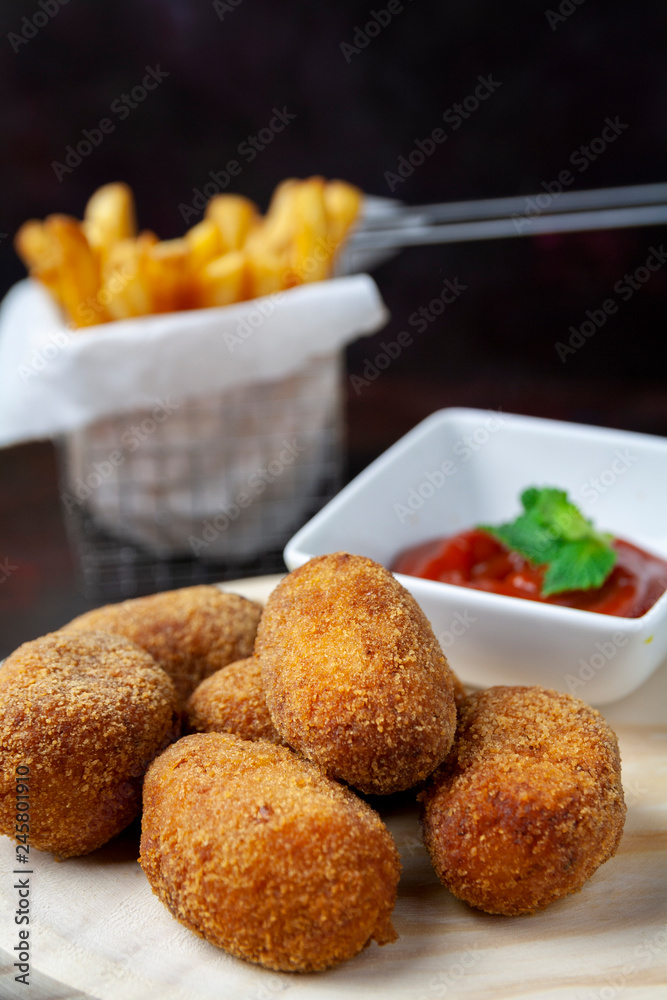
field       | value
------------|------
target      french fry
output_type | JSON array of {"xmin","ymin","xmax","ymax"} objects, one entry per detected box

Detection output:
[
  {"xmin": 324, "ymin": 180, "xmax": 362, "ymax": 247},
  {"xmin": 184, "ymin": 219, "xmax": 222, "ymax": 273},
  {"xmin": 83, "ymin": 182, "xmax": 137, "ymax": 261},
  {"xmin": 205, "ymin": 195, "xmax": 258, "ymax": 253},
  {"xmin": 14, "ymin": 175, "xmax": 362, "ymax": 327},
  {"xmin": 101, "ymin": 231, "xmax": 157, "ymax": 320},
  {"xmin": 254, "ymin": 178, "xmax": 299, "ymax": 254},
  {"xmin": 44, "ymin": 215, "xmax": 106, "ymax": 327},
  {"xmin": 144, "ymin": 238, "xmax": 193, "ymax": 313},
  {"xmin": 290, "ymin": 176, "xmax": 330, "ymax": 283},
  {"xmin": 245, "ymin": 247, "xmax": 289, "ymax": 299},
  {"xmin": 14, "ymin": 219, "xmax": 63, "ymax": 304},
  {"xmin": 197, "ymin": 251, "xmax": 247, "ymax": 308}
]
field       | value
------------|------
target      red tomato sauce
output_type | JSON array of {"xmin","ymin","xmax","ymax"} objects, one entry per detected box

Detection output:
[{"xmin": 391, "ymin": 529, "xmax": 667, "ymax": 618}]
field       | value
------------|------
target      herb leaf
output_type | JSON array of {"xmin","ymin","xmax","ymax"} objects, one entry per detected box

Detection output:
[
  {"xmin": 480, "ymin": 487, "xmax": 617, "ymax": 596},
  {"xmin": 542, "ymin": 539, "xmax": 617, "ymax": 596}
]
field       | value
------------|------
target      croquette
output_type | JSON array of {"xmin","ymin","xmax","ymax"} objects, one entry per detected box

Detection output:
[
  {"xmin": 450, "ymin": 671, "xmax": 467, "ymax": 710},
  {"xmin": 0, "ymin": 631, "xmax": 180, "ymax": 858},
  {"xmin": 256, "ymin": 552, "xmax": 458, "ymax": 795},
  {"xmin": 65, "ymin": 585, "xmax": 262, "ymax": 704},
  {"xmin": 140, "ymin": 733, "xmax": 400, "ymax": 972},
  {"xmin": 420, "ymin": 686, "xmax": 626, "ymax": 915},
  {"xmin": 184, "ymin": 657, "xmax": 285, "ymax": 744}
]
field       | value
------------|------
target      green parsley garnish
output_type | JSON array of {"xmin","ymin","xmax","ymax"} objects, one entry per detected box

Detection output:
[{"xmin": 480, "ymin": 487, "xmax": 617, "ymax": 597}]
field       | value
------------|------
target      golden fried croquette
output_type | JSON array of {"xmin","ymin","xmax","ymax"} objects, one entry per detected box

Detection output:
[
  {"xmin": 65, "ymin": 585, "xmax": 262, "ymax": 704},
  {"xmin": 450, "ymin": 671, "xmax": 467, "ymax": 711},
  {"xmin": 140, "ymin": 733, "xmax": 400, "ymax": 971},
  {"xmin": 0, "ymin": 631, "xmax": 179, "ymax": 858},
  {"xmin": 256, "ymin": 552, "xmax": 458, "ymax": 795},
  {"xmin": 184, "ymin": 657, "xmax": 285, "ymax": 744},
  {"xmin": 420, "ymin": 686, "xmax": 626, "ymax": 915}
]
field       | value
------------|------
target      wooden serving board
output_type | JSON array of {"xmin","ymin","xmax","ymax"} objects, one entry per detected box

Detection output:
[{"xmin": 1, "ymin": 576, "xmax": 665, "ymax": 1000}]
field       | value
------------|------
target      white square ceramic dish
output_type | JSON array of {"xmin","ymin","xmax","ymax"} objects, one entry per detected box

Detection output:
[{"xmin": 284, "ymin": 408, "xmax": 667, "ymax": 704}]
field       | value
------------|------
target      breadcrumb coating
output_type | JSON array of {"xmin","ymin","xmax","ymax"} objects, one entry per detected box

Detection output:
[
  {"xmin": 65, "ymin": 585, "xmax": 262, "ymax": 704},
  {"xmin": 256, "ymin": 552, "xmax": 458, "ymax": 795},
  {"xmin": 184, "ymin": 657, "xmax": 285, "ymax": 744},
  {"xmin": 450, "ymin": 672, "xmax": 467, "ymax": 710},
  {"xmin": 0, "ymin": 631, "xmax": 180, "ymax": 858},
  {"xmin": 420, "ymin": 686, "xmax": 626, "ymax": 915},
  {"xmin": 140, "ymin": 733, "xmax": 400, "ymax": 972}
]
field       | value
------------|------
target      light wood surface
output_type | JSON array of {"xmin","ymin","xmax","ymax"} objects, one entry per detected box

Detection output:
[{"xmin": 1, "ymin": 576, "xmax": 665, "ymax": 1000}]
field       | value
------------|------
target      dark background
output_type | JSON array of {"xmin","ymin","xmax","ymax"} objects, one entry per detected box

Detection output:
[{"xmin": 1, "ymin": 0, "xmax": 666, "ymax": 654}]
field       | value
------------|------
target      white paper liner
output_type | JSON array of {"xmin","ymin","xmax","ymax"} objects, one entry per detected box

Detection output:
[
  {"xmin": 0, "ymin": 274, "xmax": 388, "ymax": 447},
  {"xmin": 0, "ymin": 275, "xmax": 388, "ymax": 559}
]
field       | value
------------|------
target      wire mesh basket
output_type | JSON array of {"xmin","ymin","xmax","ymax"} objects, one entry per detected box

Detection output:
[{"xmin": 58, "ymin": 353, "xmax": 343, "ymax": 601}]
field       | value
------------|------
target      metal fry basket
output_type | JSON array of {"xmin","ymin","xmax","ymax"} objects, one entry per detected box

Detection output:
[
  {"xmin": 56, "ymin": 182, "xmax": 667, "ymax": 602},
  {"xmin": 58, "ymin": 353, "xmax": 343, "ymax": 600}
]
